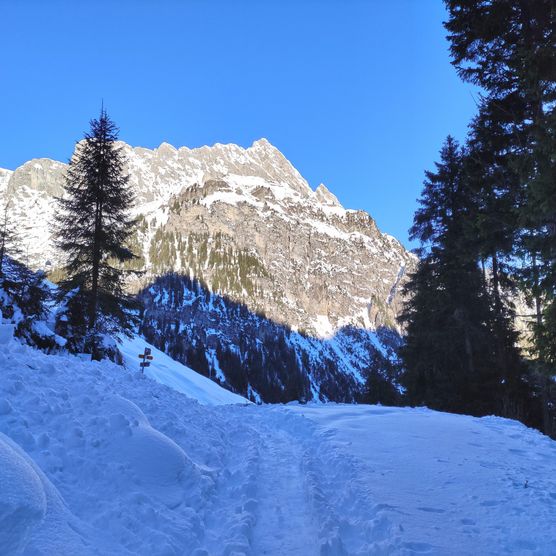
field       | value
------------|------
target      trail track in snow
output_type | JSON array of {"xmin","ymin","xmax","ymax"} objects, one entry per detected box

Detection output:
[
  {"xmin": 249, "ymin": 426, "xmax": 319, "ymax": 555},
  {"xmin": 195, "ymin": 405, "xmax": 402, "ymax": 556}
]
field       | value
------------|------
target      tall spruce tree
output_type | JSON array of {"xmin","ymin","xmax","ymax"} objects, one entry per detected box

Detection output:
[
  {"xmin": 444, "ymin": 0, "xmax": 556, "ymax": 369},
  {"xmin": 400, "ymin": 137, "xmax": 507, "ymax": 415},
  {"xmin": 465, "ymin": 100, "xmax": 525, "ymax": 401},
  {"xmin": 55, "ymin": 108, "xmax": 137, "ymax": 359},
  {"xmin": 528, "ymin": 107, "xmax": 556, "ymax": 366},
  {"xmin": 0, "ymin": 200, "xmax": 22, "ymax": 277}
]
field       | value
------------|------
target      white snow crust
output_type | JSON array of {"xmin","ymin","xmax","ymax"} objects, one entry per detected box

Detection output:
[{"xmin": 0, "ymin": 330, "xmax": 555, "ymax": 555}]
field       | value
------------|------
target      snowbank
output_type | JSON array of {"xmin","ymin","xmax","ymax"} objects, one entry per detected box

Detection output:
[{"xmin": 0, "ymin": 432, "xmax": 46, "ymax": 555}]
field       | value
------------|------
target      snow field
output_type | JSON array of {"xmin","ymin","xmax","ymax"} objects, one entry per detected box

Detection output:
[
  {"xmin": 1, "ymin": 324, "xmax": 555, "ymax": 555},
  {"xmin": 289, "ymin": 404, "xmax": 556, "ymax": 555},
  {"xmin": 0, "ymin": 332, "xmax": 400, "ymax": 554}
]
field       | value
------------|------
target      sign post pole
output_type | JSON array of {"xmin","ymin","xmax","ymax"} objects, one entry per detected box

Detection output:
[{"xmin": 138, "ymin": 347, "xmax": 154, "ymax": 374}]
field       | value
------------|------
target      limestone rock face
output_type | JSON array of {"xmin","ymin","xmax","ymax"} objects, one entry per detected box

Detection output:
[
  {"xmin": 3, "ymin": 160, "xmax": 65, "ymax": 266},
  {"xmin": 3, "ymin": 138, "xmax": 415, "ymax": 336}
]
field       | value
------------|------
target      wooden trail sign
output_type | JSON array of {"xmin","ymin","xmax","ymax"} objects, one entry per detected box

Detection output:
[{"xmin": 139, "ymin": 347, "xmax": 154, "ymax": 373}]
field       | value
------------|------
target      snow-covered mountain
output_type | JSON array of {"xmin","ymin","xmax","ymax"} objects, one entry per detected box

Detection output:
[{"xmin": 2, "ymin": 139, "xmax": 416, "ymax": 401}]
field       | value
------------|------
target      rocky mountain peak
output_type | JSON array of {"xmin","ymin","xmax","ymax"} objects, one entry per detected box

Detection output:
[
  {"xmin": 6, "ymin": 159, "xmax": 65, "ymax": 199},
  {"xmin": 1, "ymin": 139, "xmax": 417, "ymax": 402},
  {"xmin": 315, "ymin": 183, "xmax": 341, "ymax": 207},
  {"xmin": 156, "ymin": 141, "xmax": 179, "ymax": 156},
  {"xmin": 250, "ymin": 137, "xmax": 273, "ymax": 149}
]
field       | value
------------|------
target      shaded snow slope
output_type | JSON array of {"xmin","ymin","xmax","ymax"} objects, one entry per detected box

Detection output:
[
  {"xmin": 118, "ymin": 335, "xmax": 248, "ymax": 406},
  {"xmin": 1, "ymin": 328, "xmax": 555, "ymax": 555}
]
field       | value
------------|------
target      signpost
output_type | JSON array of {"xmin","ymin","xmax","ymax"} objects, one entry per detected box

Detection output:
[{"xmin": 138, "ymin": 347, "xmax": 154, "ymax": 374}]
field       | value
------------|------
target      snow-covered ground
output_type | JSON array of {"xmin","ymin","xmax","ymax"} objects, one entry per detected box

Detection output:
[
  {"xmin": 1, "ymin": 326, "xmax": 555, "ymax": 555},
  {"xmin": 287, "ymin": 404, "xmax": 556, "ymax": 555}
]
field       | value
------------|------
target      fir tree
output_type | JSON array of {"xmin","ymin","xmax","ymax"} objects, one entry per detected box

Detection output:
[
  {"xmin": 465, "ymin": 100, "xmax": 526, "ymax": 412},
  {"xmin": 444, "ymin": 0, "xmax": 556, "ymax": 368},
  {"xmin": 400, "ymin": 137, "xmax": 509, "ymax": 415},
  {"xmin": 55, "ymin": 108, "xmax": 137, "ymax": 359},
  {"xmin": 527, "ymin": 107, "xmax": 556, "ymax": 366},
  {"xmin": 0, "ymin": 200, "xmax": 22, "ymax": 277}
]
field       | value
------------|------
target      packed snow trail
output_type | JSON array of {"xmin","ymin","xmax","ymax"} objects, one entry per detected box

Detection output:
[
  {"xmin": 248, "ymin": 426, "xmax": 319, "ymax": 555},
  {"xmin": 1, "ymin": 330, "xmax": 556, "ymax": 554}
]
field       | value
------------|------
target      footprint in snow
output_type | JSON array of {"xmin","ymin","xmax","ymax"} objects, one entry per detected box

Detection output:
[{"xmin": 480, "ymin": 500, "xmax": 501, "ymax": 507}]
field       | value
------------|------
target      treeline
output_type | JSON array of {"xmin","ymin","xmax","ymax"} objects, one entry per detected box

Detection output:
[{"xmin": 400, "ymin": 1, "xmax": 556, "ymax": 435}]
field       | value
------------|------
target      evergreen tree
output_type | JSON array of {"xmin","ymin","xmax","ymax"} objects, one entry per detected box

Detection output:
[
  {"xmin": 400, "ymin": 137, "xmax": 508, "ymax": 415},
  {"xmin": 55, "ymin": 108, "xmax": 137, "ymax": 359},
  {"xmin": 444, "ymin": 0, "xmax": 556, "ymax": 368},
  {"xmin": 527, "ymin": 107, "xmax": 556, "ymax": 366},
  {"xmin": 465, "ymin": 100, "xmax": 526, "ymax": 411},
  {"xmin": 444, "ymin": 0, "xmax": 554, "ymax": 108},
  {"xmin": 363, "ymin": 365, "xmax": 400, "ymax": 406},
  {"xmin": 0, "ymin": 200, "xmax": 22, "ymax": 277}
]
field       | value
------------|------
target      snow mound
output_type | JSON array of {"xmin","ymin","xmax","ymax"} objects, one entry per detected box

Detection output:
[
  {"xmin": 0, "ymin": 432, "xmax": 46, "ymax": 554},
  {"xmin": 99, "ymin": 394, "xmax": 202, "ymax": 509},
  {"xmin": 0, "ymin": 432, "xmax": 99, "ymax": 556}
]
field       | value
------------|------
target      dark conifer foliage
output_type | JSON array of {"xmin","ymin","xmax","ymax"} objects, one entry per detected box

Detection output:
[
  {"xmin": 444, "ymin": 0, "xmax": 556, "ymax": 367},
  {"xmin": 55, "ymin": 109, "xmax": 137, "ymax": 358},
  {"xmin": 528, "ymin": 107, "xmax": 556, "ymax": 366},
  {"xmin": 400, "ymin": 137, "xmax": 523, "ymax": 417},
  {"xmin": 465, "ymin": 101, "xmax": 526, "ymax": 410},
  {"xmin": 0, "ymin": 200, "xmax": 22, "ymax": 277},
  {"xmin": 400, "ymin": 138, "xmax": 488, "ymax": 412},
  {"xmin": 0, "ymin": 257, "xmax": 53, "ymax": 350},
  {"xmin": 397, "ymin": 0, "xmax": 556, "ymax": 433}
]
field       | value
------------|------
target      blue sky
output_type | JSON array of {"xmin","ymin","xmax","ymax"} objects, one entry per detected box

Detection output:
[{"xmin": 0, "ymin": 0, "xmax": 478, "ymax": 247}]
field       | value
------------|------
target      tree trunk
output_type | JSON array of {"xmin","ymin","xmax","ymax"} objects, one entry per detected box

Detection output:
[{"xmin": 532, "ymin": 253, "xmax": 542, "ymax": 327}]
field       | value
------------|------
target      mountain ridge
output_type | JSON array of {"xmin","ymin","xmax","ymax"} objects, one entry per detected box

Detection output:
[{"xmin": 3, "ymin": 138, "xmax": 416, "ymax": 401}]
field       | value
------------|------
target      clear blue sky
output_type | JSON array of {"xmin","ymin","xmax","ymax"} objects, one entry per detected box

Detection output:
[{"xmin": 0, "ymin": 0, "xmax": 478, "ymax": 248}]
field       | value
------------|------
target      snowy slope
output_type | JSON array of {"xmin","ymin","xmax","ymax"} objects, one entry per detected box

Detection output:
[
  {"xmin": 118, "ymin": 335, "xmax": 248, "ymax": 406},
  {"xmin": 1, "ymin": 327, "xmax": 555, "ymax": 554}
]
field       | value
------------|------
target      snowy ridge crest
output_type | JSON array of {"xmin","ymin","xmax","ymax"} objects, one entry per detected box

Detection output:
[{"xmin": 2, "ymin": 138, "xmax": 414, "ymax": 339}]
